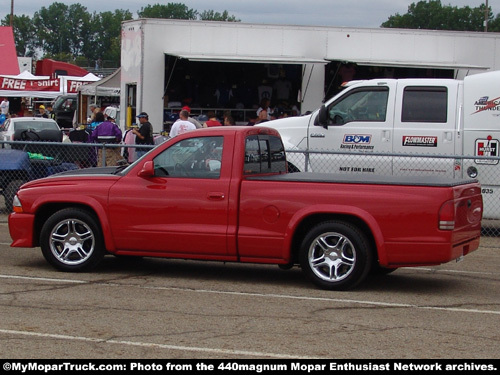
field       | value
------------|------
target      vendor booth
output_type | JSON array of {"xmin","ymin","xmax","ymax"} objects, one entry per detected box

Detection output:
[
  {"xmin": 77, "ymin": 68, "xmax": 120, "ymax": 124},
  {"xmin": 0, "ymin": 71, "xmax": 100, "ymax": 119}
]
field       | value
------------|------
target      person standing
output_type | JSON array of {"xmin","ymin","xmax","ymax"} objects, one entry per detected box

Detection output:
[
  {"xmin": 182, "ymin": 106, "xmax": 203, "ymax": 128},
  {"xmin": 46, "ymin": 103, "xmax": 56, "ymax": 121},
  {"xmin": 1, "ymin": 98, "xmax": 9, "ymax": 116},
  {"xmin": 0, "ymin": 97, "xmax": 9, "ymax": 125},
  {"xmin": 204, "ymin": 111, "xmax": 222, "ymax": 127},
  {"xmin": 90, "ymin": 107, "xmax": 122, "ymax": 166},
  {"xmin": 133, "ymin": 112, "xmax": 154, "ymax": 159},
  {"xmin": 224, "ymin": 115, "xmax": 235, "ymax": 125},
  {"xmin": 169, "ymin": 109, "xmax": 196, "ymax": 137}
]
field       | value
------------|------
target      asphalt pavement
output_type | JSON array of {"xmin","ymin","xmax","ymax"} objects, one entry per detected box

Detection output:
[{"xmin": 1, "ymin": 210, "xmax": 499, "ymax": 359}]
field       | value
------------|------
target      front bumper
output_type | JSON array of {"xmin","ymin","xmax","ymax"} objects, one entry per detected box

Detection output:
[{"xmin": 9, "ymin": 212, "xmax": 36, "ymax": 247}]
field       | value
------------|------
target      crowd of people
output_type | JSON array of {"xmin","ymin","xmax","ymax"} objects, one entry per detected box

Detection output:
[
  {"xmin": 1, "ymin": 95, "xmax": 293, "ymax": 167},
  {"xmin": 69, "ymin": 104, "xmax": 154, "ymax": 167},
  {"xmin": 165, "ymin": 101, "xmax": 292, "ymax": 139}
]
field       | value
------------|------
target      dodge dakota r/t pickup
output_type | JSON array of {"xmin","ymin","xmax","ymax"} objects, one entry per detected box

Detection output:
[{"xmin": 8, "ymin": 126, "xmax": 483, "ymax": 290}]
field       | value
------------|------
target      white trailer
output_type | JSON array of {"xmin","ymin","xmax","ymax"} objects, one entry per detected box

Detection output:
[{"xmin": 119, "ymin": 19, "xmax": 500, "ymax": 133}]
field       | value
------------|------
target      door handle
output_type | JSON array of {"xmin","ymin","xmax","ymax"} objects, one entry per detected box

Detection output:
[{"xmin": 207, "ymin": 192, "xmax": 225, "ymax": 200}]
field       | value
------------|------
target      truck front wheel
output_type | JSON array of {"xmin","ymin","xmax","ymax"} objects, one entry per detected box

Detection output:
[
  {"xmin": 40, "ymin": 208, "xmax": 105, "ymax": 272},
  {"xmin": 299, "ymin": 221, "xmax": 372, "ymax": 290}
]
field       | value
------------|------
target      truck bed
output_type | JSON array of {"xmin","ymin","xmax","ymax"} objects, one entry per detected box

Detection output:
[{"xmin": 249, "ymin": 172, "xmax": 478, "ymax": 187}]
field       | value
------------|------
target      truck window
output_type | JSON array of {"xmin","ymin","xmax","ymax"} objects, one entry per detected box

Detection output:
[
  {"xmin": 244, "ymin": 135, "xmax": 286, "ymax": 175},
  {"xmin": 327, "ymin": 87, "xmax": 388, "ymax": 125},
  {"xmin": 153, "ymin": 136, "xmax": 223, "ymax": 178},
  {"xmin": 402, "ymin": 86, "xmax": 447, "ymax": 123}
]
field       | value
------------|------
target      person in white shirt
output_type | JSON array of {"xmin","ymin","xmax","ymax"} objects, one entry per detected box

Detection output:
[
  {"xmin": 169, "ymin": 109, "xmax": 196, "ymax": 137},
  {"xmin": 1, "ymin": 98, "xmax": 10, "ymax": 115}
]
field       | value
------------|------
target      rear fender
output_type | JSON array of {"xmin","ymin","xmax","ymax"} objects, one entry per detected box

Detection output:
[{"xmin": 285, "ymin": 204, "xmax": 388, "ymax": 265}]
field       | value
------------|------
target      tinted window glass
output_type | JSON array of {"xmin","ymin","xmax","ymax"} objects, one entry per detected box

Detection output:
[
  {"xmin": 327, "ymin": 87, "xmax": 388, "ymax": 124},
  {"xmin": 153, "ymin": 136, "xmax": 223, "ymax": 178},
  {"xmin": 244, "ymin": 135, "xmax": 286, "ymax": 174},
  {"xmin": 402, "ymin": 87, "xmax": 447, "ymax": 123}
]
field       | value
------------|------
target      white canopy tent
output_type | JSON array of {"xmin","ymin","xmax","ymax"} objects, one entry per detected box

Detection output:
[{"xmin": 78, "ymin": 68, "xmax": 120, "ymax": 98}]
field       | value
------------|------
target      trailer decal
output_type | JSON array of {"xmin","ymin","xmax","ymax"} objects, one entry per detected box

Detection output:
[
  {"xmin": 402, "ymin": 136, "xmax": 438, "ymax": 147},
  {"xmin": 475, "ymin": 136, "xmax": 499, "ymax": 165},
  {"xmin": 340, "ymin": 134, "xmax": 374, "ymax": 150},
  {"xmin": 472, "ymin": 96, "xmax": 500, "ymax": 114}
]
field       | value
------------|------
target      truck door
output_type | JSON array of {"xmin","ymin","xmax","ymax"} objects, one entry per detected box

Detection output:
[
  {"xmin": 392, "ymin": 81, "xmax": 459, "ymax": 177},
  {"xmin": 308, "ymin": 82, "xmax": 396, "ymax": 176},
  {"xmin": 108, "ymin": 135, "xmax": 232, "ymax": 256}
]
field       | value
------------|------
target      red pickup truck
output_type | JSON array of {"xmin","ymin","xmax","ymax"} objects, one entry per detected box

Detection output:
[{"xmin": 8, "ymin": 126, "xmax": 483, "ymax": 290}]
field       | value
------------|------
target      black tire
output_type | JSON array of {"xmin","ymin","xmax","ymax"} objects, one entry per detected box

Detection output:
[
  {"xmin": 4, "ymin": 179, "xmax": 25, "ymax": 212},
  {"xmin": 371, "ymin": 263, "xmax": 398, "ymax": 275},
  {"xmin": 40, "ymin": 208, "xmax": 105, "ymax": 272},
  {"xmin": 299, "ymin": 221, "xmax": 373, "ymax": 290}
]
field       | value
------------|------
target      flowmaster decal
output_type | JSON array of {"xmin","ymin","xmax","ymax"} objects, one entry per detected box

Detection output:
[{"xmin": 402, "ymin": 136, "xmax": 438, "ymax": 147}]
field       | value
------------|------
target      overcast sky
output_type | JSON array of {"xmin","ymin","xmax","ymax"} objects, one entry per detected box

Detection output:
[{"xmin": 4, "ymin": 1, "xmax": 497, "ymax": 28}]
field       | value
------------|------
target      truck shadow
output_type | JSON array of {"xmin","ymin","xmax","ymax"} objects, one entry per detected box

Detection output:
[{"xmin": 99, "ymin": 255, "xmax": 464, "ymax": 293}]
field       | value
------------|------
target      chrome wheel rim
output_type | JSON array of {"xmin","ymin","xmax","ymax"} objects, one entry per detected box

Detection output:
[
  {"xmin": 308, "ymin": 231, "xmax": 356, "ymax": 282},
  {"xmin": 49, "ymin": 218, "xmax": 95, "ymax": 266}
]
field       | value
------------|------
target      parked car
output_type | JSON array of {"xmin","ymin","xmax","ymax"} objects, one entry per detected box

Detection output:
[
  {"xmin": 0, "ymin": 117, "xmax": 64, "ymax": 159},
  {"xmin": 0, "ymin": 117, "xmax": 63, "ymax": 143}
]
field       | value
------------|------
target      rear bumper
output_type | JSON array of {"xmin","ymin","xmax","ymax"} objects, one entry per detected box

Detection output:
[
  {"xmin": 8, "ymin": 212, "xmax": 35, "ymax": 247},
  {"xmin": 383, "ymin": 236, "xmax": 481, "ymax": 267}
]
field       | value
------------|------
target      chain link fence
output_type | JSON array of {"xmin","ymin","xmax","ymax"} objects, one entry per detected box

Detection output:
[
  {"xmin": 286, "ymin": 148, "xmax": 500, "ymax": 240},
  {"xmin": 1, "ymin": 139, "xmax": 499, "ymax": 242}
]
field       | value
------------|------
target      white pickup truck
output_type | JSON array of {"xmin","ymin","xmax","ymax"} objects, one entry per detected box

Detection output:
[{"xmin": 266, "ymin": 70, "xmax": 500, "ymax": 219}]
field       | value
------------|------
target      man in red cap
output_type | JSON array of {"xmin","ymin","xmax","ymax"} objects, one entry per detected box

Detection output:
[{"xmin": 182, "ymin": 105, "xmax": 202, "ymax": 128}]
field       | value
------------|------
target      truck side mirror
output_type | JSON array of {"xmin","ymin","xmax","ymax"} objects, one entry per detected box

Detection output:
[
  {"xmin": 138, "ymin": 161, "xmax": 155, "ymax": 178},
  {"xmin": 317, "ymin": 105, "xmax": 328, "ymax": 128}
]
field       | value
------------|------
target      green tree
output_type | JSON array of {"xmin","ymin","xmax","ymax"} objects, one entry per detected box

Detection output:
[
  {"xmin": 199, "ymin": 10, "xmax": 240, "ymax": 22},
  {"xmin": 382, "ymin": 0, "xmax": 491, "ymax": 31},
  {"xmin": 32, "ymin": 2, "xmax": 84, "ymax": 56},
  {"xmin": 138, "ymin": 3, "xmax": 198, "ymax": 19},
  {"xmin": 89, "ymin": 10, "xmax": 133, "ymax": 66}
]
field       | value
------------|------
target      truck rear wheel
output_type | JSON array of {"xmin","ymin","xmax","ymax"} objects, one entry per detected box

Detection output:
[
  {"xmin": 40, "ymin": 208, "xmax": 105, "ymax": 272},
  {"xmin": 299, "ymin": 221, "xmax": 372, "ymax": 290}
]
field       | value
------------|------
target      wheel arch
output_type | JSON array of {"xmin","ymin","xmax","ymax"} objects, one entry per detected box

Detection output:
[
  {"xmin": 288, "ymin": 212, "xmax": 383, "ymax": 266},
  {"xmin": 32, "ymin": 202, "xmax": 115, "ymax": 251}
]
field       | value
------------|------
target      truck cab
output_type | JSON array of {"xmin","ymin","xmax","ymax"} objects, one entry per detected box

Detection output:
[
  {"xmin": 52, "ymin": 94, "xmax": 77, "ymax": 129},
  {"xmin": 269, "ymin": 78, "xmax": 463, "ymax": 178}
]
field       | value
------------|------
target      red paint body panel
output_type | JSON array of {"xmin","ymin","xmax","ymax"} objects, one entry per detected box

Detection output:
[{"xmin": 8, "ymin": 126, "xmax": 482, "ymax": 268}]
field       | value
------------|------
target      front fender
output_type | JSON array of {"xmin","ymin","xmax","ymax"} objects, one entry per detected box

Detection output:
[{"xmin": 30, "ymin": 194, "xmax": 116, "ymax": 252}]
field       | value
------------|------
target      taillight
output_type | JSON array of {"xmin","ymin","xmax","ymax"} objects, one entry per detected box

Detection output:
[{"xmin": 439, "ymin": 200, "xmax": 455, "ymax": 230}]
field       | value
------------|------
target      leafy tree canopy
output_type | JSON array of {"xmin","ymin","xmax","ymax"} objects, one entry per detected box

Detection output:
[
  {"xmin": 1, "ymin": 2, "xmax": 240, "ymax": 66},
  {"xmin": 382, "ymin": 0, "xmax": 498, "ymax": 32},
  {"xmin": 1, "ymin": 1, "xmax": 498, "ymax": 67}
]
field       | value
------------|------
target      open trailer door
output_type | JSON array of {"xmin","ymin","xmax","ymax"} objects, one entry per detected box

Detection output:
[{"xmin": 163, "ymin": 52, "xmax": 327, "ymax": 122}]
